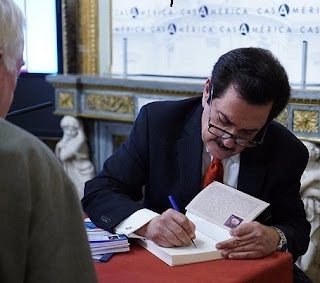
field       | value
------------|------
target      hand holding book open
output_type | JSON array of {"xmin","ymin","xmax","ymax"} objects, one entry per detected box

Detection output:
[{"xmin": 215, "ymin": 219, "xmax": 282, "ymax": 260}]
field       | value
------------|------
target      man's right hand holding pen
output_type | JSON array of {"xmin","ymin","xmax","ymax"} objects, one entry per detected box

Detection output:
[{"xmin": 135, "ymin": 208, "xmax": 196, "ymax": 248}]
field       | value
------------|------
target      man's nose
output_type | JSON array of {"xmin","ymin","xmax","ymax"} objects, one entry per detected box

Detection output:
[{"xmin": 221, "ymin": 136, "xmax": 237, "ymax": 148}]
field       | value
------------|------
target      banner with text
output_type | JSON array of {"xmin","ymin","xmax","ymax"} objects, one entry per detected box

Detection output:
[{"xmin": 112, "ymin": 0, "xmax": 320, "ymax": 85}]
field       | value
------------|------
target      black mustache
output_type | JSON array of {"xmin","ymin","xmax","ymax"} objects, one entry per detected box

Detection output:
[
  {"xmin": 216, "ymin": 138, "xmax": 235, "ymax": 152},
  {"xmin": 7, "ymin": 101, "xmax": 53, "ymax": 117}
]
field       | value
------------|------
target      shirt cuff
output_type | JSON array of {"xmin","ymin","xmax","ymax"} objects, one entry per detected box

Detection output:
[{"xmin": 114, "ymin": 208, "xmax": 159, "ymax": 238}]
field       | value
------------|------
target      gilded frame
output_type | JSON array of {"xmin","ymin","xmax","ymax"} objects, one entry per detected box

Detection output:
[{"xmin": 61, "ymin": 0, "xmax": 99, "ymax": 74}]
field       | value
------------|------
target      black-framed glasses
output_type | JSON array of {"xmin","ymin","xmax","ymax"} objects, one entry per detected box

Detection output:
[{"xmin": 207, "ymin": 117, "xmax": 266, "ymax": 148}]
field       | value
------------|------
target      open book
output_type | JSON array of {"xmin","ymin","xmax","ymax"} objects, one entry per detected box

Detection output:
[{"xmin": 136, "ymin": 181, "xmax": 269, "ymax": 266}]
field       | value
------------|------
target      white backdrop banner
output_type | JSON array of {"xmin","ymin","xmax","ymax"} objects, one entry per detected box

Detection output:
[{"xmin": 112, "ymin": 0, "xmax": 320, "ymax": 85}]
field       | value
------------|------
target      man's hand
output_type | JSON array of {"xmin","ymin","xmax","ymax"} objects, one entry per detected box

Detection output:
[
  {"xmin": 135, "ymin": 208, "xmax": 196, "ymax": 247},
  {"xmin": 216, "ymin": 221, "xmax": 280, "ymax": 259}
]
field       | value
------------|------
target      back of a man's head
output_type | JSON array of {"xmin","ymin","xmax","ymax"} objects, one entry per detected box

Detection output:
[
  {"xmin": 0, "ymin": 0, "xmax": 24, "ymax": 72},
  {"xmin": 210, "ymin": 47, "xmax": 290, "ymax": 123}
]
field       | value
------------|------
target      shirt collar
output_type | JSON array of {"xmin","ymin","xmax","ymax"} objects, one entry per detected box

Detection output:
[{"xmin": 204, "ymin": 145, "xmax": 240, "ymax": 165}]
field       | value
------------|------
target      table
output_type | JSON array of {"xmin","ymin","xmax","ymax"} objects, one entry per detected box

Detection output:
[{"xmin": 94, "ymin": 242, "xmax": 293, "ymax": 283}]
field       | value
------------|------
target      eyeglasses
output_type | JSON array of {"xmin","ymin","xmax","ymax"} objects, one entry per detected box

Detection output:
[{"xmin": 207, "ymin": 116, "xmax": 266, "ymax": 148}]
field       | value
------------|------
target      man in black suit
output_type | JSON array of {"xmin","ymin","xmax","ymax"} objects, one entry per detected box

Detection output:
[{"xmin": 82, "ymin": 47, "xmax": 311, "ymax": 282}]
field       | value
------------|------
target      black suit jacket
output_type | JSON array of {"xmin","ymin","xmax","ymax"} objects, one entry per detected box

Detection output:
[{"xmin": 82, "ymin": 96, "xmax": 310, "ymax": 262}]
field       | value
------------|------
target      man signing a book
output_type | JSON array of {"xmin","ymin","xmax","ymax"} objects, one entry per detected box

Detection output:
[{"xmin": 82, "ymin": 47, "xmax": 311, "ymax": 283}]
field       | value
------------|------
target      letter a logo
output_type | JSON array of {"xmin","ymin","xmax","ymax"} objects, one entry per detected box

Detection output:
[
  {"xmin": 130, "ymin": 7, "xmax": 139, "ymax": 19},
  {"xmin": 239, "ymin": 23, "xmax": 249, "ymax": 35},
  {"xmin": 278, "ymin": 4, "xmax": 289, "ymax": 17},
  {"xmin": 168, "ymin": 23, "xmax": 177, "ymax": 35},
  {"xmin": 199, "ymin": 5, "xmax": 209, "ymax": 18}
]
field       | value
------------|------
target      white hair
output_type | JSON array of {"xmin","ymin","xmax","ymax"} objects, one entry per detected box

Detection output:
[{"xmin": 0, "ymin": 0, "xmax": 25, "ymax": 71}]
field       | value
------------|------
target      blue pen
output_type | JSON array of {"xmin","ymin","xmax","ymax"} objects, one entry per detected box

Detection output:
[
  {"xmin": 168, "ymin": 195, "xmax": 180, "ymax": 211},
  {"xmin": 168, "ymin": 195, "xmax": 197, "ymax": 248}
]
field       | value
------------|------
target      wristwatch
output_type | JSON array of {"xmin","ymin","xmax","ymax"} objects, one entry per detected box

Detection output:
[{"xmin": 271, "ymin": 226, "xmax": 288, "ymax": 252}]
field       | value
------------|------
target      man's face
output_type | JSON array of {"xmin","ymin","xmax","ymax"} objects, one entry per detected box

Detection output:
[
  {"xmin": 201, "ymin": 79, "xmax": 273, "ymax": 160},
  {"xmin": 231, "ymin": 217, "xmax": 240, "ymax": 227},
  {"xmin": 0, "ymin": 50, "xmax": 24, "ymax": 118}
]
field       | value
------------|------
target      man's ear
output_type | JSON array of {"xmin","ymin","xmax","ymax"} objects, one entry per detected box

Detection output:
[
  {"xmin": 202, "ymin": 77, "xmax": 211, "ymax": 107},
  {"xmin": 0, "ymin": 48, "xmax": 3, "ymax": 59}
]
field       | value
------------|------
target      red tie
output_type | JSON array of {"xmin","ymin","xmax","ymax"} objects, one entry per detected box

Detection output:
[{"xmin": 203, "ymin": 158, "xmax": 224, "ymax": 188}]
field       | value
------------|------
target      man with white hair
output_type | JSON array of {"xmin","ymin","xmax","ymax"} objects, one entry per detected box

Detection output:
[{"xmin": 0, "ymin": 0, "xmax": 97, "ymax": 282}]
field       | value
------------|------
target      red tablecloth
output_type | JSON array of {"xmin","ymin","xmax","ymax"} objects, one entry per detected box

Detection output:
[{"xmin": 94, "ymin": 242, "xmax": 293, "ymax": 283}]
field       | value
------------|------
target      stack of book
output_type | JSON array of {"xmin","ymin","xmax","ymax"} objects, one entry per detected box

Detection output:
[{"xmin": 84, "ymin": 218, "xmax": 130, "ymax": 262}]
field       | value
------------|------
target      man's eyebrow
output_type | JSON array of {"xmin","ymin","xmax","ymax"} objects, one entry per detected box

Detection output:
[{"xmin": 218, "ymin": 111, "xmax": 260, "ymax": 133}]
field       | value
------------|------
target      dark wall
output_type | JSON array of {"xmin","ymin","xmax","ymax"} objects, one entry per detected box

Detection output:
[{"xmin": 7, "ymin": 74, "xmax": 63, "ymax": 138}]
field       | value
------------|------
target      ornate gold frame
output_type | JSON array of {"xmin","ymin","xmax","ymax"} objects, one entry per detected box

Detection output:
[{"xmin": 61, "ymin": 0, "xmax": 99, "ymax": 74}]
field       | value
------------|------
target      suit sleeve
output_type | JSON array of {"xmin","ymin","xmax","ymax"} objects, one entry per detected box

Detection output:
[
  {"xmin": 269, "ymin": 145, "xmax": 310, "ymax": 262},
  {"xmin": 258, "ymin": 124, "xmax": 310, "ymax": 262},
  {"xmin": 82, "ymin": 104, "xmax": 151, "ymax": 231}
]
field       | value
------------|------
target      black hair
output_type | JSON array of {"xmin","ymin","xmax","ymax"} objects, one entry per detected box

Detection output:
[{"xmin": 209, "ymin": 47, "xmax": 290, "ymax": 123}]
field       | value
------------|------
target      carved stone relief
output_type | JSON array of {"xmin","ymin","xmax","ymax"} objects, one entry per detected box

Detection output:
[
  {"xmin": 293, "ymin": 110, "xmax": 319, "ymax": 133},
  {"xmin": 58, "ymin": 91, "xmax": 75, "ymax": 110},
  {"xmin": 86, "ymin": 93, "xmax": 134, "ymax": 114},
  {"xmin": 297, "ymin": 141, "xmax": 320, "ymax": 283}
]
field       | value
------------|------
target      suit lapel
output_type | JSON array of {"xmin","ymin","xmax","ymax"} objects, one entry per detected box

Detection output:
[
  {"xmin": 177, "ymin": 104, "xmax": 203, "ymax": 204},
  {"xmin": 238, "ymin": 146, "xmax": 267, "ymax": 198}
]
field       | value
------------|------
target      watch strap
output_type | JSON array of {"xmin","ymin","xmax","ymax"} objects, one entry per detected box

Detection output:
[{"xmin": 271, "ymin": 226, "xmax": 288, "ymax": 252}]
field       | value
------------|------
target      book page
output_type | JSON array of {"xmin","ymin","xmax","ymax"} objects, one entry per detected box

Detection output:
[
  {"xmin": 186, "ymin": 181, "xmax": 269, "ymax": 232},
  {"xmin": 186, "ymin": 212, "xmax": 231, "ymax": 243}
]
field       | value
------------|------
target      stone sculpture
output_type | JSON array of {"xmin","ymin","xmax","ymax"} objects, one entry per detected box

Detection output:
[{"xmin": 55, "ymin": 116, "xmax": 95, "ymax": 200}]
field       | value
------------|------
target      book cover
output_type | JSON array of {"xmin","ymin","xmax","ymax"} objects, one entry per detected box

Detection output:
[{"xmin": 137, "ymin": 231, "xmax": 222, "ymax": 266}]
